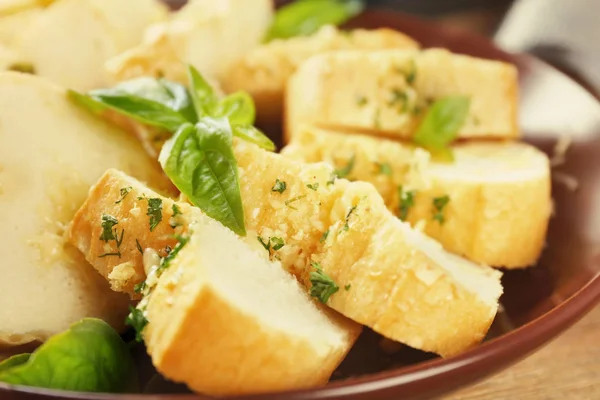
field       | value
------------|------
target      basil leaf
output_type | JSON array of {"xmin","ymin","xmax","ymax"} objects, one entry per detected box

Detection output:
[
  {"xmin": 0, "ymin": 319, "xmax": 137, "ymax": 393},
  {"xmin": 0, "ymin": 354, "xmax": 30, "ymax": 373},
  {"xmin": 69, "ymin": 78, "xmax": 196, "ymax": 132},
  {"xmin": 266, "ymin": 0, "xmax": 365, "ymax": 41},
  {"xmin": 214, "ymin": 91, "xmax": 256, "ymax": 126},
  {"xmin": 413, "ymin": 96, "xmax": 470, "ymax": 152},
  {"xmin": 232, "ymin": 125, "xmax": 275, "ymax": 151},
  {"xmin": 159, "ymin": 119, "xmax": 246, "ymax": 236},
  {"xmin": 187, "ymin": 65, "xmax": 219, "ymax": 118}
]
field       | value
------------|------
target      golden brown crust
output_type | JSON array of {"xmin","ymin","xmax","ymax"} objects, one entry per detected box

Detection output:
[
  {"xmin": 282, "ymin": 128, "xmax": 551, "ymax": 268},
  {"xmin": 285, "ymin": 48, "xmax": 519, "ymax": 142}
]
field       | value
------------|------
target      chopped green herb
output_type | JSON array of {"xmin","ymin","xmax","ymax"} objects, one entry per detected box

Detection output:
[
  {"xmin": 285, "ymin": 195, "xmax": 307, "ymax": 210},
  {"xmin": 271, "ymin": 237, "xmax": 285, "ymax": 251},
  {"xmin": 405, "ymin": 59, "xmax": 417, "ymax": 84},
  {"xmin": 146, "ymin": 198, "xmax": 163, "ymax": 232},
  {"xmin": 115, "ymin": 187, "xmax": 132, "ymax": 204},
  {"xmin": 356, "ymin": 95, "xmax": 368, "ymax": 107},
  {"xmin": 398, "ymin": 186, "xmax": 416, "ymax": 221},
  {"xmin": 320, "ymin": 229, "xmax": 330, "ymax": 243},
  {"xmin": 133, "ymin": 281, "xmax": 147, "ymax": 294},
  {"xmin": 376, "ymin": 162, "xmax": 392, "ymax": 176},
  {"xmin": 135, "ymin": 239, "xmax": 143, "ymax": 255},
  {"xmin": 309, "ymin": 262, "xmax": 339, "ymax": 304},
  {"xmin": 98, "ymin": 252, "xmax": 121, "ymax": 258},
  {"xmin": 258, "ymin": 236, "xmax": 271, "ymax": 252},
  {"xmin": 272, "ymin": 179, "xmax": 287, "ymax": 194},
  {"xmin": 342, "ymin": 205, "xmax": 358, "ymax": 232},
  {"xmin": 8, "ymin": 62, "xmax": 35, "ymax": 74},
  {"xmin": 172, "ymin": 204, "xmax": 182, "ymax": 217},
  {"xmin": 388, "ymin": 88, "xmax": 408, "ymax": 113},
  {"xmin": 115, "ymin": 229, "xmax": 125, "ymax": 249},
  {"xmin": 125, "ymin": 306, "xmax": 148, "ymax": 342},
  {"xmin": 334, "ymin": 155, "xmax": 355, "ymax": 179},
  {"xmin": 159, "ymin": 235, "xmax": 189, "ymax": 272},
  {"xmin": 345, "ymin": 284, "xmax": 352, "ymax": 291},
  {"xmin": 306, "ymin": 183, "xmax": 319, "ymax": 191},
  {"xmin": 327, "ymin": 173, "xmax": 337, "ymax": 186},
  {"xmin": 432, "ymin": 195, "xmax": 450, "ymax": 224},
  {"xmin": 170, "ymin": 204, "xmax": 183, "ymax": 228},
  {"xmin": 100, "ymin": 214, "xmax": 119, "ymax": 242}
]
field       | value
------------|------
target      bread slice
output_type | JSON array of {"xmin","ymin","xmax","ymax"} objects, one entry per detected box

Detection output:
[
  {"xmin": 70, "ymin": 141, "xmax": 502, "ymax": 356},
  {"xmin": 16, "ymin": 0, "xmax": 168, "ymax": 90},
  {"xmin": 0, "ymin": 0, "xmax": 50, "ymax": 16},
  {"xmin": 0, "ymin": 73, "xmax": 174, "ymax": 346},
  {"xmin": 285, "ymin": 48, "xmax": 519, "ymax": 142},
  {"xmin": 282, "ymin": 127, "xmax": 551, "ymax": 268},
  {"xmin": 144, "ymin": 214, "xmax": 361, "ymax": 396},
  {"xmin": 0, "ymin": 7, "xmax": 42, "ymax": 47},
  {"xmin": 105, "ymin": 0, "xmax": 273, "ymax": 84},
  {"xmin": 223, "ymin": 25, "xmax": 419, "ymax": 124}
]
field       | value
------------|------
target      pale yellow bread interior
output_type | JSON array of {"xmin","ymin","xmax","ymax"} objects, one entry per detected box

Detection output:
[
  {"xmin": 285, "ymin": 48, "xmax": 519, "ymax": 142},
  {"xmin": 282, "ymin": 127, "xmax": 551, "ymax": 268},
  {"xmin": 0, "ymin": 72, "xmax": 173, "ymax": 345},
  {"xmin": 144, "ymin": 214, "xmax": 361, "ymax": 396}
]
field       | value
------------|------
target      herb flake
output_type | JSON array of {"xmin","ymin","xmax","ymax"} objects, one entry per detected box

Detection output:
[
  {"xmin": 100, "ymin": 214, "xmax": 119, "ymax": 242},
  {"xmin": 115, "ymin": 187, "xmax": 132, "ymax": 204},
  {"xmin": 334, "ymin": 155, "xmax": 356, "ymax": 179},
  {"xmin": 432, "ymin": 195, "xmax": 450, "ymax": 224},
  {"xmin": 285, "ymin": 195, "xmax": 307, "ymax": 210},
  {"xmin": 398, "ymin": 186, "xmax": 416, "ymax": 221},
  {"xmin": 376, "ymin": 162, "xmax": 392, "ymax": 176},
  {"xmin": 306, "ymin": 183, "xmax": 319, "ymax": 191},
  {"xmin": 272, "ymin": 179, "xmax": 287, "ymax": 194},
  {"xmin": 309, "ymin": 262, "xmax": 339, "ymax": 304},
  {"xmin": 125, "ymin": 306, "xmax": 148, "ymax": 342},
  {"xmin": 146, "ymin": 198, "xmax": 163, "ymax": 232}
]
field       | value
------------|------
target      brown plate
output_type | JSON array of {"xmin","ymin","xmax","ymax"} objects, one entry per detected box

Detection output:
[{"xmin": 2, "ymin": 4, "xmax": 600, "ymax": 400}]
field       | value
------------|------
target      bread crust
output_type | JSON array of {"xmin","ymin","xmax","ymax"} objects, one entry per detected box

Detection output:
[
  {"xmin": 282, "ymin": 127, "xmax": 551, "ymax": 268},
  {"xmin": 285, "ymin": 48, "xmax": 519, "ymax": 142}
]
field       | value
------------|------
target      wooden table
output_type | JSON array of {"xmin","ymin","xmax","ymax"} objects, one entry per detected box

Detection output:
[{"xmin": 443, "ymin": 305, "xmax": 600, "ymax": 399}]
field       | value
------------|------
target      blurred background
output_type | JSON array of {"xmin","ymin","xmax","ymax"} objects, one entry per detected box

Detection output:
[{"xmin": 370, "ymin": 0, "xmax": 600, "ymax": 95}]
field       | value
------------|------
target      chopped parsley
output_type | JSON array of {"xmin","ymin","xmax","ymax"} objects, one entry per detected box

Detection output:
[
  {"xmin": 8, "ymin": 62, "xmax": 35, "ymax": 74},
  {"xmin": 100, "ymin": 214, "xmax": 119, "ymax": 242},
  {"xmin": 258, "ymin": 236, "xmax": 271, "ymax": 251},
  {"xmin": 146, "ymin": 198, "xmax": 163, "ymax": 232},
  {"xmin": 258, "ymin": 236, "xmax": 285, "ymax": 253},
  {"xmin": 172, "ymin": 204, "xmax": 182, "ymax": 217},
  {"xmin": 405, "ymin": 60, "xmax": 417, "ymax": 84},
  {"xmin": 306, "ymin": 183, "xmax": 319, "ymax": 191},
  {"xmin": 345, "ymin": 284, "xmax": 352, "ymax": 291},
  {"xmin": 398, "ymin": 186, "xmax": 416, "ymax": 221},
  {"xmin": 271, "ymin": 179, "xmax": 287, "ymax": 194},
  {"xmin": 134, "ymin": 281, "xmax": 147, "ymax": 294},
  {"xmin": 98, "ymin": 252, "xmax": 121, "ymax": 258},
  {"xmin": 136, "ymin": 239, "xmax": 144, "ymax": 255},
  {"xmin": 334, "ymin": 155, "xmax": 355, "ymax": 179},
  {"xmin": 356, "ymin": 95, "xmax": 368, "ymax": 107},
  {"xmin": 125, "ymin": 306, "xmax": 148, "ymax": 342},
  {"xmin": 285, "ymin": 195, "xmax": 307, "ymax": 210},
  {"xmin": 309, "ymin": 262, "xmax": 339, "ymax": 304},
  {"xmin": 388, "ymin": 88, "xmax": 408, "ymax": 113},
  {"xmin": 327, "ymin": 173, "xmax": 337, "ymax": 186},
  {"xmin": 432, "ymin": 195, "xmax": 450, "ymax": 224},
  {"xmin": 158, "ymin": 235, "xmax": 189, "ymax": 273},
  {"xmin": 342, "ymin": 205, "xmax": 358, "ymax": 232},
  {"xmin": 376, "ymin": 162, "xmax": 392, "ymax": 176},
  {"xmin": 170, "ymin": 204, "xmax": 183, "ymax": 228},
  {"xmin": 115, "ymin": 186, "xmax": 132, "ymax": 204},
  {"xmin": 320, "ymin": 229, "xmax": 330, "ymax": 243}
]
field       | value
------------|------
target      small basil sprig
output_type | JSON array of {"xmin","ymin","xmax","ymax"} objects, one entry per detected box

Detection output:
[
  {"xmin": 69, "ymin": 77, "xmax": 196, "ymax": 132},
  {"xmin": 413, "ymin": 96, "xmax": 471, "ymax": 160},
  {"xmin": 0, "ymin": 319, "xmax": 137, "ymax": 393},
  {"xmin": 159, "ymin": 119, "xmax": 246, "ymax": 236},
  {"xmin": 266, "ymin": 0, "xmax": 365, "ymax": 41}
]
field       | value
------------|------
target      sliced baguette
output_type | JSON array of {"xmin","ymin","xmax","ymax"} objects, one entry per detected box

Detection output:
[
  {"xmin": 16, "ymin": 0, "xmax": 168, "ymax": 90},
  {"xmin": 105, "ymin": 0, "xmax": 273, "ymax": 84},
  {"xmin": 282, "ymin": 127, "xmax": 551, "ymax": 268},
  {"xmin": 0, "ymin": 73, "xmax": 174, "ymax": 345},
  {"xmin": 285, "ymin": 48, "xmax": 519, "ymax": 142},
  {"xmin": 70, "ymin": 141, "xmax": 502, "ymax": 356},
  {"xmin": 223, "ymin": 25, "xmax": 419, "ymax": 124},
  {"xmin": 144, "ymin": 214, "xmax": 361, "ymax": 396}
]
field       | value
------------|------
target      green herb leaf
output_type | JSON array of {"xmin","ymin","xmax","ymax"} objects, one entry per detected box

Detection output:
[
  {"xmin": 345, "ymin": 284, "xmax": 352, "ymax": 291},
  {"xmin": 432, "ymin": 195, "xmax": 450, "ymax": 224},
  {"xmin": 306, "ymin": 183, "xmax": 319, "ymax": 191},
  {"xmin": 214, "ymin": 91, "xmax": 255, "ymax": 126},
  {"xmin": 342, "ymin": 205, "xmax": 357, "ymax": 231},
  {"xmin": 136, "ymin": 239, "xmax": 144, "ymax": 255},
  {"xmin": 159, "ymin": 235, "xmax": 190, "ymax": 272},
  {"xmin": 272, "ymin": 179, "xmax": 287, "ymax": 194},
  {"xmin": 266, "ymin": 0, "xmax": 365, "ymax": 41},
  {"xmin": 8, "ymin": 63, "xmax": 35, "ymax": 74},
  {"xmin": 100, "ymin": 214, "xmax": 119, "ymax": 242},
  {"xmin": 413, "ymin": 96, "xmax": 470, "ymax": 152},
  {"xmin": 285, "ymin": 195, "xmax": 307, "ymax": 210},
  {"xmin": 159, "ymin": 119, "xmax": 246, "ymax": 236},
  {"xmin": 320, "ymin": 229, "xmax": 330, "ymax": 243},
  {"xmin": 231, "ymin": 125, "xmax": 275, "ymax": 151},
  {"xmin": 0, "ymin": 319, "xmax": 137, "ymax": 393},
  {"xmin": 146, "ymin": 198, "xmax": 163, "ymax": 232},
  {"xmin": 115, "ymin": 187, "xmax": 132, "ymax": 204},
  {"xmin": 271, "ymin": 237, "xmax": 285, "ymax": 251},
  {"xmin": 172, "ymin": 204, "xmax": 182, "ymax": 217},
  {"xmin": 376, "ymin": 162, "xmax": 392, "ymax": 176},
  {"xmin": 133, "ymin": 281, "xmax": 147, "ymax": 294},
  {"xmin": 334, "ymin": 155, "xmax": 356, "ymax": 179},
  {"xmin": 125, "ymin": 307, "xmax": 148, "ymax": 343},
  {"xmin": 309, "ymin": 262, "xmax": 339, "ymax": 304},
  {"xmin": 187, "ymin": 65, "xmax": 219, "ymax": 118},
  {"xmin": 258, "ymin": 236, "xmax": 271, "ymax": 252},
  {"xmin": 398, "ymin": 186, "xmax": 416, "ymax": 221}
]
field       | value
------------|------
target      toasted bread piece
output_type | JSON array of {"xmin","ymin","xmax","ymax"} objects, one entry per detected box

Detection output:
[
  {"xmin": 144, "ymin": 214, "xmax": 361, "ymax": 396},
  {"xmin": 0, "ymin": 0, "xmax": 51, "ymax": 16},
  {"xmin": 224, "ymin": 25, "xmax": 419, "ymax": 124},
  {"xmin": 282, "ymin": 127, "xmax": 551, "ymax": 268},
  {"xmin": 0, "ymin": 7, "xmax": 42, "ymax": 47},
  {"xmin": 106, "ymin": 0, "xmax": 273, "ymax": 84},
  {"xmin": 70, "ymin": 141, "xmax": 502, "ymax": 356},
  {"xmin": 285, "ymin": 48, "xmax": 519, "ymax": 142},
  {"xmin": 16, "ymin": 0, "xmax": 168, "ymax": 90},
  {"xmin": 0, "ymin": 73, "xmax": 174, "ymax": 346}
]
